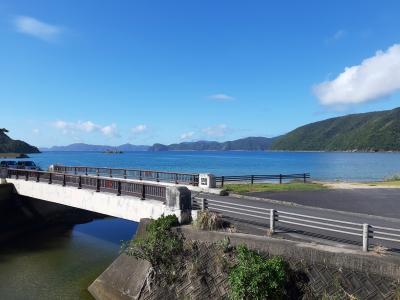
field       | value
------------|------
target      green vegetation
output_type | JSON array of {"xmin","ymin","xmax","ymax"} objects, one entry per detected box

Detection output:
[
  {"xmin": 224, "ymin": 182, "xmax": 326, "ymax": 194},
  {"xmin": 122, "ymin": 215, "xmax": 183, "ymax": 284},
  {"xmin": 149, "ymin": 137, "xmax": 276, "ymax": 151},
  {"xmin": 193, "ymin": 210, "xmax": 223, "ymax": 231},
  {"xmin": 362, "ymin": 174, "xmax": 400, "ymax": 187},
  {"xmin": 0, "ymin": 129, "xmax": 39, "ymax": 153},
  {"xmin": 271, "ymin": 107, "xmax": 400, "ymax": 151},
  {"xmin": 228, "ymin": 245, "xmax": 287, "ymax": 300}
]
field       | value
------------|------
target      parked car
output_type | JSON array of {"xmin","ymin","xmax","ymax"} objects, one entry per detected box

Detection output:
[
  {"xmin": 16, "ymin": 161, "xmax": 40, "ymax": 170},
  {"xmin": 0, "ymin": 160, "xmax": 17, "ymax": 168}
]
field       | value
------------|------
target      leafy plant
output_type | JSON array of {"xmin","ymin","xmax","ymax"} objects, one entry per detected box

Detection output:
[
  {"xmin": 122, "ymin": 215, "xmax": 183, "ymax": 285},
  {"xmin": 228, "ymin": 245, "xmax": 287, "ymax": 300}
]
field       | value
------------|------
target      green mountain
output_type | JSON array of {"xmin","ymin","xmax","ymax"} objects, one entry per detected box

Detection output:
[
  {"xmin": 0, "ymin": 129, "xmax": 40, "ymax": 153},
  {"xmin": 271, "ymin": 107, "xmax": 400, "ymax": 151},
  {"xmin": 149, "ymin": 137, "xmax": 276, "ymax": 151}
]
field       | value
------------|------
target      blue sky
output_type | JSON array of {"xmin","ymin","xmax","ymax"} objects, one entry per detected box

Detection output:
[{"xmin": 1, "ymin": 0, "xmax": 400, "ymax": 147}]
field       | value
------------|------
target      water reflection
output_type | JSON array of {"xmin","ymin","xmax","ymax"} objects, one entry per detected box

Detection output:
[{"xmin": 0, "ymin": 218, "xmax": 137, "ymax": 299}]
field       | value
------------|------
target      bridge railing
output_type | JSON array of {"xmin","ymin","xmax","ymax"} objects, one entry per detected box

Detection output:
[
  {"xmin": 52, "ymin": 165, "xmax": 199, "ymax": 186},
  {"xmin": 6, "ymin": 168, "xmax": 166, "ymax": 201},
  {"xmin": 215, "ymin": 173, "xmax": 310, "ymax": 187},
  {"xmin": 192, "ymin": 197, "xmax": 400, "ymax": 252}
]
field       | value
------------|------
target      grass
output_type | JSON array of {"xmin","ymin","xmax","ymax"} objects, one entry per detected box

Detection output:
[{"xmin": 224, "ymin": 182, "xmax": 326, "ymax": 194}]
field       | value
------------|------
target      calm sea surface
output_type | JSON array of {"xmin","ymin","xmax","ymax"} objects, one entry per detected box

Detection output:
[
  {"xmin": 29, "ymin": 151, "xmax": 400, "ymax": 181},
  {"xmin": 2, "ymin": 150, "xmax": 400, "ymax": 299}
]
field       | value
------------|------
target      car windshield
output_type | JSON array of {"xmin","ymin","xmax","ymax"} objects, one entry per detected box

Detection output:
[{"xmin": 24, "ymin": 161, "xmax": 35, "ymax": 166}]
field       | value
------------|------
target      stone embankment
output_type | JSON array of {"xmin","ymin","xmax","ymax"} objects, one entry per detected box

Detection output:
[{"xmin": 89, "ymin": 219, "xmax": 400, "ymax": 300}]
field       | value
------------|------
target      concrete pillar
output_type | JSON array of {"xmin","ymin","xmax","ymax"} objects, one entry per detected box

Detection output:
[
  {"xmin": 165, "ymin": 186, "xmax": 192, "ymax": 224},
  {"xmin": 0, "ymin": 168, "xmax": 7, "ymax": 184},
  {"xmin": 362, "ymin": 223, "xmax": 369, "ymax": 252},
  {"xmin": 199, "ymin": 173, "xmax": 216, "ymax": 188}
]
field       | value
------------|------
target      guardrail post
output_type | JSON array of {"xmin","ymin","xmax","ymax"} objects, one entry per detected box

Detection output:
[
  {"xmin": 123, "ymin": 170, "xmax": 127, "ymax": 179},
  {"xmin": 78, "ymin": 176, "xmax": 82, "ymax": 189},
  {"xmin": 16, "ymin": 171, "xmax": 19, "ymax": 180},
  {"xmin": 63, "ymin": 174, "xmax": 66, "ymax": 186},
  {"xmin": 175, "ymin": 173, "xmax": 178, "ymax": 184},
  {"xmin": 74, "ymin": 167, "xmax": 77, "ymax": 175},
  {"xmin": 251, "ymin": 175, "xmax": 254, "ymax": 185},
  {"xmin": 25, "ymin": 172, "xmax": 29, "ymax": 181},
  {"xmin": 96, "ymin": 178, "xmax": 100, "ymax": 192},
  {"xmin": 156, "ymin": 172, "xmax": 160, "ymax": 182},
  {"xmin": 85, "ymin": 168, "xmax": 88, "ymax": 176},
  {"xmin": 139, "ymin": 170, "xmax": 142, "ymax": 180},
  {"xmin": 303, "ymin": 173, "xmax": 306, "ymax": 183},
  {"xmin": 362, "ymin": 223, "xmax": 369, "ymax": 252},
  {"xmin": 221, "ymin": 176, "xmax": 225, "ymax": 187},
  {"xmin": 201, "ymin": 198, "xmax": 206, "ymax": 211},
  {"xmin": 270, "ymin": 209, "xmax": 275, "ymax": 234},
  {"xmin": 48, "ymin": 173, "xmax": 52, "ymax": 184},
  {"xmin": 36, "ymin": 172, "xmax": 40, "ymax": 182},
  {"xmin": 109, "ymin": 169, "xmax": 112, "ymax": 178},
  {"xmin": 117, "ymin": 181, "xmax": 121, "ymax": 196},
  {"xmin": 141, "ymin": 184, "xmax": 145, "ymax": 200}
]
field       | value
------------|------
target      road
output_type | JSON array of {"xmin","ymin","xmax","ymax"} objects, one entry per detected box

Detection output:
[
  {"xmin": 197, "ymin": 191, "xmax": 400, "ymax": 252},
  {"xmin": 247, "ymin": 188, "xmax": 400, "ymax": 219}
]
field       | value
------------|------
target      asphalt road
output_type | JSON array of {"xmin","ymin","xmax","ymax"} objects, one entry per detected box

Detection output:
[
  {"xmin": 247, "ymin": 188, "xmax": 400, "ymax": 219},
  {"xmin": 198, "ymin": 191, "xmax": 400, "ymax": 252}
]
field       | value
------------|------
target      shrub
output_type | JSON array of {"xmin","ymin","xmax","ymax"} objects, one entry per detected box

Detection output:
[
  {"xmin": 385, "ymin": 174, "xmax": 400, "ymax": 181},
  {"xmin": 194, "ymin": 210, "xmax": 223, "ymax": 231},
  {"xmin": 122, "ymin": 215, "xmax": 183, "ymax": 284},
  {"xmin": 228, "ymin": 245, "xmax": 287, "ymax": 300}
]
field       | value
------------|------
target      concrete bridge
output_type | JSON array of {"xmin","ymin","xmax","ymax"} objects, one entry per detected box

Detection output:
[{"xmin": 2, "ymin": 168, "xmax": 193, "ymax": 223}]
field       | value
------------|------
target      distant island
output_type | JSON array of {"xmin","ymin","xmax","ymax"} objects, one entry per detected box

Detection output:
[
  {"xmin": 40, "ymin": 143, "xmax": 149, "ymax": 152},
  {"xmin": 0, "ymin": 128, "xmax": 39, "ymax": 154},
  {"xmin": 148, "ymin": 137, "xmax": 277, "ymax": 151},
  {"xmin": 39, "ymin": 107, "xmax": 400, "ymax": 152}
]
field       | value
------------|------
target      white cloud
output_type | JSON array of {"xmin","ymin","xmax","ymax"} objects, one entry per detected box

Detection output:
[
  {"xmin": 14, "ymin": 16, "xmax": 62, "ymax": 41},
  {"xmin": 53, "ymin": 120, "xmax": 119, "ymax": 137},
  {"xmin": 314, "ymin": 44, "xmax": 400, "ymax": 106},
  {"xmin": 32, "ymin": 128, "xmax": 40, "ymax": 134},
  {"xmin": 180, "ymin": 131, "xmax": 195, "ymax": 140},
  {"xmin": 208, "ymin": 93, "xmax": 235, "ymax": 101},
  {"xmin": 101, "ymin": 124, "xmax": 119, "ymax": 137},
  {"xmin": 131, "ymin": 124, "xmax": 147, "ymax": 134},
  {"xmin": 202, "ymin": 124, "xmax": 228, "ymax": 137}
]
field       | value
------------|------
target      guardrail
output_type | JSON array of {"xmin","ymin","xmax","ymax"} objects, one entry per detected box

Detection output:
[
  {"xmin": 52, "ymin": 165, "xmax": 199, "ymax": 186},
  {"xmin": 193, "ymin": 197, "xmax": 400, "ymax": 252},
  {"xmin": 215, "ymin": 173, "xmax": 310, "ymax": 187},
  {"xmin": 5, "ymin": 168, "xmax": 166, "ymax": 201}
]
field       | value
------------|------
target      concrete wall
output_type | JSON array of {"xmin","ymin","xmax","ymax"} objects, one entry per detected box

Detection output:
[
  {"xmin": 7, "ymin": 179, "xmax": 184, "ymax": 222},
  {"xmin": 89, "ymin": 222, "xmax": 400, "ymax": 300}
]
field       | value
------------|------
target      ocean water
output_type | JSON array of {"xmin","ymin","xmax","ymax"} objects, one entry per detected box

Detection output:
[{"xmin": 26, "ymin": 151, "xmax": 400, "ymax": 181}]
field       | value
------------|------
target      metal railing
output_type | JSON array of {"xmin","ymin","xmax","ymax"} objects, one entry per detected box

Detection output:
[
  {"xmin": 215, "ymin": 173, "xmax": 310, "ymax": 187},
  {"xmin": 52, "ymin": 165, "xmax": 199, "ymax": 186},
  {"xmin": 6, "ymin": 168, "xmax": 166, "ymax": 201},
  {"xmin": 193, "ymin": 197, "xmax": 400, "ymax": 252}
]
